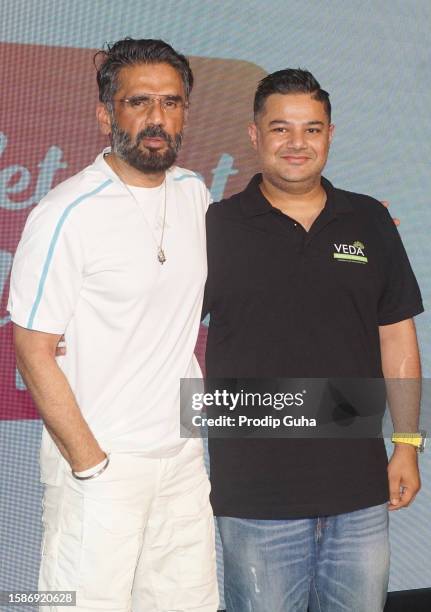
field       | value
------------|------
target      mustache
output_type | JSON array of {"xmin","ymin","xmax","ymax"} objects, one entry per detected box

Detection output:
[{"xmin": 136, "ymin": 125, "xmax": 172, "ymax": 145}]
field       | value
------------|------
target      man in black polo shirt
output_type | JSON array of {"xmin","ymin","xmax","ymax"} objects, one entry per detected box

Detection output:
[{"xmin": 204, "ymin": 70, "xmax": 423, "ymax": 612}]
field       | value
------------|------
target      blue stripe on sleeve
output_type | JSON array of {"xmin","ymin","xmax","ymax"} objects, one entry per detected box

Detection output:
[{"xmin": 27, "ymin": 178, "xmax": 113, "ymax": 329}]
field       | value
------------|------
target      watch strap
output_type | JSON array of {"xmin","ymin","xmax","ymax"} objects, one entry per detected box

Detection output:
[{"xmin": 391, "ymin": 431, "xmax": 426, "ymax": 452}]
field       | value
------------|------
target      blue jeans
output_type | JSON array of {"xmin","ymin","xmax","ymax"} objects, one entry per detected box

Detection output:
[{"xmin": 218, "ymin": 503, "xmax": 389, "ymax": 612}]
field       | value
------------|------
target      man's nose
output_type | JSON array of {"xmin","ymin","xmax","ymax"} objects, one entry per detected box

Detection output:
[
  {"xmin": 287, "ymin": 129, "xmax": 306, "ymax": 149},
  {"xmin": 145, "ymin": 99, "xmax": 165, "ymax": 125}
]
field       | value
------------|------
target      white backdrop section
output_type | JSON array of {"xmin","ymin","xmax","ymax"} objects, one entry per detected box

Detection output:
[{"xmin": 1, "ymin": 0, "xmax": 430, "ymax": 602}]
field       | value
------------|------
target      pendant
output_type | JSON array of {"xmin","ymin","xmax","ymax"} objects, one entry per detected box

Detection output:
[{"xmin": 157, "ymin": 248, "xmax": 166, "ymax": 264}]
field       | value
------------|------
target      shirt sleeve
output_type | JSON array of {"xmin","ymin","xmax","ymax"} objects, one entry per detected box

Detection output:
[
  {"xmin": 200, "ymin": 187, "xmax": 214, "ymax": 322},
  {"xmin": 7, "ymin": 198, "xmax": 84, "ymax": 334},
  {"xmin": 200, "ymin": 183, "xmax": 213, "ymax": 211},
  {"xmin": 201, "ymin": 202, "xmax": 219, "ymax": 323},
  {"xmin": 206, "ymin": 187, "xmax": 214, "ymax": 208},
  {"xmin": 377, "ymin": 207, "xmax": 424, "ymax": 325}
]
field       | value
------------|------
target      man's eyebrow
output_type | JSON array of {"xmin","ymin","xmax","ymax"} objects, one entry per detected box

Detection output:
[
  {"xmin": 129, "ymin": 93, "xmax": 184, "ymax": 101},
  {"xmin": 268, "ymin": 120, "xmax": 325, "ymax": 126},
  {"xmin": 162, "ymin": 94, "xmax": 184, "ymax": 101}
]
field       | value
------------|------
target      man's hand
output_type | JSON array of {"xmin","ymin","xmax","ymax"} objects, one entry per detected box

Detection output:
[
  {"xmin": 387, "ymin": 443, "xmax": 421, "ymax": 510},
  {"xmin": 380, "ymin": 200, "xmax": 400, "ymax": 226}
]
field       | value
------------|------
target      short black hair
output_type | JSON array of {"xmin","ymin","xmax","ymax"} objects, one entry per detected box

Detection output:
[
  {"xmin": 95, "ymin": 37, "xmax": 194, "ymax": 108},
  {"xmin": 254, "ymin": 68, "xmax": 331, "ymax": 122}
]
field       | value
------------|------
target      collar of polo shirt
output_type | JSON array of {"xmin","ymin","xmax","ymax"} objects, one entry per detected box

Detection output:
[{"xmin": 239, "ymin": 174, "xmax": 354, "ymax": 218}]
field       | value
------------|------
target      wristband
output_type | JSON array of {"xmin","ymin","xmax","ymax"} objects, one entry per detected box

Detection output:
[{"xmin": 72, "ymin": 454, "xmax": 110, "ymax": 480}]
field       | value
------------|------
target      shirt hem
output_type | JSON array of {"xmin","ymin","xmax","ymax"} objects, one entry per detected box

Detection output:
[{"xmin": 212, "ymin": 492, "xmax": 389, "ymax": 519}]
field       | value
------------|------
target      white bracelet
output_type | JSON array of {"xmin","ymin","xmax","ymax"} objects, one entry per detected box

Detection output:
[{"xmin": 72, "ymin": 454, "xmax": 110, "ymax": 480}]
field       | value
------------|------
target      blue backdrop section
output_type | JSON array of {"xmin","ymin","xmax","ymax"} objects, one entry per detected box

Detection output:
[
  {"xmin": 1, "ymin": 0, "xmax": 430, "ymax": 607},
  {"xmin": 0, "ymin": 421, "xmax": 43, "ymax": 612},
  {"xmin": 1, "ymin": 420, "xmax": 430, "ymax": 610}
]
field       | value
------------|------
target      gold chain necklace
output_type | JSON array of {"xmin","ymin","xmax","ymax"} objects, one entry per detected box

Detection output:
[{"xmin": 108, "ymin": 154, "xmax": 167, "ymax": 264}]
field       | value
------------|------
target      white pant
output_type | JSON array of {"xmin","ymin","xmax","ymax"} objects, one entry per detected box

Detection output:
[{"xmin": 38, "ymin": 439, "xmax": 219, "ymax": 611}]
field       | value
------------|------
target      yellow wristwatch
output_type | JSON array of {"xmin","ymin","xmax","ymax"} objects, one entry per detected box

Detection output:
[{"xmin": 391, "ymin": 430, "xmax": 426, "ymax": 452}]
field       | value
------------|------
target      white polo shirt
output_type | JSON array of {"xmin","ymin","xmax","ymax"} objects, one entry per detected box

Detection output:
[{"xmin": 8, "ymin": 150, "xmax": 210, "ymax": 483}]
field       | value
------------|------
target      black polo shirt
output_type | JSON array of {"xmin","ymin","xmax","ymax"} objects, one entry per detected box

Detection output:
[{"xmin": 204, "ymin": 174, "xmax": 423, "ymax": 519}]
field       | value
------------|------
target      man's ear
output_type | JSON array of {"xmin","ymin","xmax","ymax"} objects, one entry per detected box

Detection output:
[
  {"xmin": 328, "ymin": 123, "xmax": 335, "ymax": 144},
  {"xmin": 248, "ymin": 122, "xmax": 258, "ymax": 150},
  {"xmin": 182, "ymin": 104, "xmax": 189, "ymax": 129},
  {"xmin": 96, "ymin": 103, "xmax": 112, "ymax": 136}
]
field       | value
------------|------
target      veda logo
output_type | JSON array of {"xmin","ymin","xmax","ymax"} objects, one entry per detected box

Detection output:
[{"xmin": 333, "ymin": 241, "xmax": 368, "ymax": 264}]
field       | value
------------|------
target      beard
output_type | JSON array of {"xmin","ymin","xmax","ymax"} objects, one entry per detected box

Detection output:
[{"xmin": 110, "ymin": 119, "xmax": 183, "ymax": 173}]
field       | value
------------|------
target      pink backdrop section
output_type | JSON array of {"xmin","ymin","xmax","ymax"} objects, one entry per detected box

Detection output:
[{"xmin": 0, "ymin": 42, "xmax": 265, "ymax": 420}]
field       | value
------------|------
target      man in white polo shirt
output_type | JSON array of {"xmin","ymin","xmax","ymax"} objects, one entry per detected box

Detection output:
[{"xmin": 8, "ymin": 38, "xmax": 218, "ymax": 612}]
